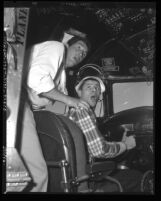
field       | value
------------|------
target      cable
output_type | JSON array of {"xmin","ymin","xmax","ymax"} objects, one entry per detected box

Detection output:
[
  {"xmin": 98, "ymin": 99, "xmax": 103, "ymax": 117},
  {"xmin": 104, "ymin": 175, "xmax": 123, "ymax": 192}
]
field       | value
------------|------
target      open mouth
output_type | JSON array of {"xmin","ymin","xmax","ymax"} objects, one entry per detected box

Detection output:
[{"xmin": 90, "ymin": 95, "xmax": 97, "ymax": 102}]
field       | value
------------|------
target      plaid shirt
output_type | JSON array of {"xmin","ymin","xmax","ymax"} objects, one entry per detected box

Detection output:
[{"xmin": 68, "ymin": 107, "xmax": 126, "ymax": 159}]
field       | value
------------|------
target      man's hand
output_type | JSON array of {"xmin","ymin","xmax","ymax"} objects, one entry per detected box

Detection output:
[
  {"xmin": 124, "ymin": 136, "xmax": 136, "ymax": 150},
  {"xmin": 122, "ymin": 128, "xmax": 136, "ymax": 150},
  {"xmin": 67, "ymin": 97, "xmax": 89, "ymax": 110}
]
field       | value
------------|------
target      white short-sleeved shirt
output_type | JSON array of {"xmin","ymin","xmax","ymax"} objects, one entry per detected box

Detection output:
[{"xmin": 27, "ymin": 41, "xmax": 67, "ymax": 109}]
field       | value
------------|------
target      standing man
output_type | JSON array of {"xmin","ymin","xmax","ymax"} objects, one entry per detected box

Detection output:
[
  {"xmin": 20, "ymin": 36, "xmax": 91, "ymax": 192},
  {"xmin": 68, "ymin": 67, "xmax": 142, "ymax": 192}
]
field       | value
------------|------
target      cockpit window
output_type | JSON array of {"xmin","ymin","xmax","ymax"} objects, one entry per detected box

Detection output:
[{"xmin": 112, "ymin": 81, "xmax": 153, "ymax": 113}]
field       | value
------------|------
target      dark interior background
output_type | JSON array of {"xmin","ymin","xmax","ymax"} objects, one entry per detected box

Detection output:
[{"xmin": 6, "ymin": 2, "xmax": 155, "ymax": 96}]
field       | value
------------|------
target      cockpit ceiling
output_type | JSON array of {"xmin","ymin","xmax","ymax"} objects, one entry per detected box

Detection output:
[
  {"xmin": 4, "ymin": 2, "xmax": 155, "ymax": 78},
  {"xmin": 8, "ymin": 2, "xmax": 155, "ymax": 39}
]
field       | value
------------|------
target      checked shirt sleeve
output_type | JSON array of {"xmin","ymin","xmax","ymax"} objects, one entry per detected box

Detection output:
[{"xmin": 68, "ymin": 108, "xmax": 126, "ymax": 159}]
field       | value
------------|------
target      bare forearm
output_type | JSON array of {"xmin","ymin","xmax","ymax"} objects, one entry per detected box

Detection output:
[
  {"xmin": 40, "ymin": 88, "xmax": 89, "ymax": 110},
  {"xmin": 40, "ymin": 88, "xmax": 70, "ymax": 105}
]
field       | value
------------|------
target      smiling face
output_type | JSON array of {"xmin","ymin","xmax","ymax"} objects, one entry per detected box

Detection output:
[
  {"xmin": 65, "ymin": 40, "xmax": 88, "ymax": 68},
  {"xmin": 77, "ymin": 79, "xmax": 101, "ymax": 108}
]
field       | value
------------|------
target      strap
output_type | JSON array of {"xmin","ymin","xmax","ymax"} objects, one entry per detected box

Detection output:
[{"xmin": 54, "ymin": 45, "xmax": 67, "ymax": 86}]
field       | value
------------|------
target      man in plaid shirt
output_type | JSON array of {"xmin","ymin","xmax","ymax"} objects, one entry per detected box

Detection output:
[
  {"xmin": 68, "ymin": 74, "xmax": 142, "ymax": 192},
  {"xmin": 68, "ymin": 76, "xmax": 135, "ymax": 159}
]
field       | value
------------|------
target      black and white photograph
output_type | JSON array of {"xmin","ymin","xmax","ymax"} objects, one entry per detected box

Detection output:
[{"xmin": 3, "ymin": 1, "xmax": 155, "ymax": 194}]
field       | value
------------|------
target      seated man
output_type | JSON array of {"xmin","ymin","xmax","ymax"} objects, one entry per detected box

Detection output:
[{"xmin": 68, "ymin": 74, "xmax": 142, "ymax": 192}]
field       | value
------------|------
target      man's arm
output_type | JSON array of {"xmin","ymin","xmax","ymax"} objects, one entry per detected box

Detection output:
[
  {"xmin": 27, "ymin": 66, "xmax": 89, "ymax": 110},
  {"xmin": 40, "ymin": 88, "xmax": 89, "ymax": 109},
  {"xmin": 68, "ymin": 108, "xmax": 127, "ymax": 159}
]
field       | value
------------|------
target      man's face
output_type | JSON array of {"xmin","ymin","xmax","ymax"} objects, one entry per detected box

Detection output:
[
  {"xmin": 66, "ymin": 40, "xmax": 88, "ymax": 68},
  {"xmin": 78, "ymin": 79, "xmax": 101, "ymax": 108}
]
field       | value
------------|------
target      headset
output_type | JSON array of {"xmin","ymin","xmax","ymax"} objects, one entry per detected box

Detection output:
[{"xmin": 76, "ymin": 64, "xmax": 105, "ymax": 85}]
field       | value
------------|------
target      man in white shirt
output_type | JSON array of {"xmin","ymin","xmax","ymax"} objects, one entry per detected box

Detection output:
[
  {"xmin": 27, "ymin": 37, "xmax": 90, "ymax": 110},
  {"xmin": 20, "ymin": 36, "xmax": 91, "ymax": 192}
]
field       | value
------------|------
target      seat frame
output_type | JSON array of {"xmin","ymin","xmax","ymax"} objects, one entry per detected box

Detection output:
[{"xmin": 33, "ymin": 110, "xmax": 122, "ymax": 192}]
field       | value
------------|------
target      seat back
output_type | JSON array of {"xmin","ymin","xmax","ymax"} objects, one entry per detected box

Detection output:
[
  {"xmin": 57, "ymin": 115, "xmax": 89, "ymax": 191},
  {"xmin": 33, "ymin": 111, "xmax": 88, "ymax": 192},
  {"xmin": 34, "ymin": 111, "xmax": 77, "ymax": 192}
]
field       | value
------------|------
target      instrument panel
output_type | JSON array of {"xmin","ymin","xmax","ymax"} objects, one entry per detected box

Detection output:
[{"xmin": 98, "ymin": 106, "xmax": 153, "ymax": 171}]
